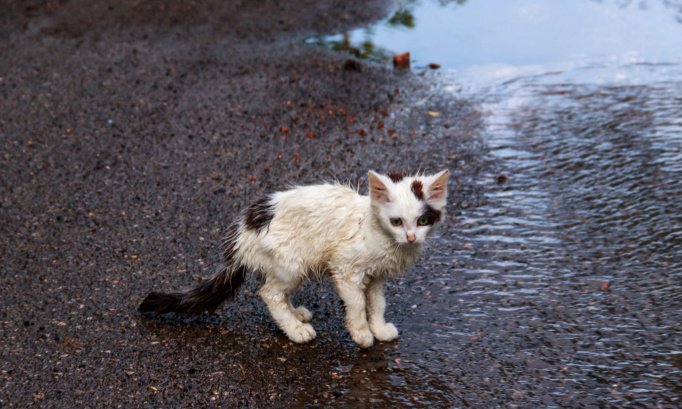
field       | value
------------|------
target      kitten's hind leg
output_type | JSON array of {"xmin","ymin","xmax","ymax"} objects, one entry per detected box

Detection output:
[
  {"xmin": 334, "ymin": 275, "xmax": 374, "ymax": 348},
  {"xmin": 366, "ymin": 278, "xmax": 399, "ymax": 342},
  {"xmin": 260, "ymin": 277, "xmax": 316, "ymax": 343}
]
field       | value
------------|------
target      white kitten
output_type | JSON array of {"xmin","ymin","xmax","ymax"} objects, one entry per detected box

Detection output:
[{"xmin": 140, "ymin": 170, "xmax": 449, "ymax": 348}]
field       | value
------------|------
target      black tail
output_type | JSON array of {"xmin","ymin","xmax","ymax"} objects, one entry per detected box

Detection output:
[{"xmin": 139, "ymin": 226, "xmax": 246, "ymax": 316}]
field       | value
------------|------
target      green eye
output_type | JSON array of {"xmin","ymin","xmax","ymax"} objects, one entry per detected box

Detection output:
[
  {"xmin": 417, "ymin": 216, "xmax": 429, "ymax": 226},
  {"xmin": 390, "ymin": 218, "xmax": 402, "ymax": 226}
]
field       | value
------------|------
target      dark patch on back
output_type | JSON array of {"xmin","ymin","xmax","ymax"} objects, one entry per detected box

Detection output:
[
  {"xmin": 411, "ymin": 180, "xmax": 424, "ymax": 200},
  {"xmin": 420, "ymin": 203, "xmax": 442, "ymax": 225},
  {"xmin": 244, "ymin": 196, "xmax": 275, "ymax": 233},
  {"xmin": 386, "ymin": 171, "xmax": 408, "ymax": 183}
]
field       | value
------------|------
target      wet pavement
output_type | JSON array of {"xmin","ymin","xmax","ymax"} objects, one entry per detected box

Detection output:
[{"xmin": 2, "ymin": 1, "xmax": 682, "ymax": 408}]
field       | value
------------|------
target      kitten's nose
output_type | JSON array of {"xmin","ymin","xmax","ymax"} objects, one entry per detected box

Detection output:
[{"xmin": 406, "ymin": 231, "xmax": 416, "ymax": 243}]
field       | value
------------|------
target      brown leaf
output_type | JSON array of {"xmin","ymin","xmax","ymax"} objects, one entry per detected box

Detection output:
[{"xmin": 393, "ymin": 52, "xmax": 410, "ymax": 69}]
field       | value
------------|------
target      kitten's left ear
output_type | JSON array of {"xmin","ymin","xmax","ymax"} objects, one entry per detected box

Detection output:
[{"xmin": 425, "ymin": 170, "xmax": 449, "ymax": 206}]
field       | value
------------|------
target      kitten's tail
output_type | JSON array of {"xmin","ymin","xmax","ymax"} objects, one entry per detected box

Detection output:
[{"xmin": 138, "ymin": 226, "xmax": 246, "ymax": 316}]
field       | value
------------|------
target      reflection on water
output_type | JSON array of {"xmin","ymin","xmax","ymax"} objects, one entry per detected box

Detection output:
[
  {"xmin": 307, "ymin": 32, "xmax": 394, "ymax": 62},
  {"xmin": 310, "ymin": 0, "xmax": 682, "ymax": 69},
  {"xmin": 306, "ymin": 0, "xmax": 468, "ymax": 64}
]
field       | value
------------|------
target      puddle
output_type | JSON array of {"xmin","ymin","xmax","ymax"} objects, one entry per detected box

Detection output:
[
  {"xmin": 437, "ymin": 71, "xmax": 682, "ymax": 406},
  {"xmin": 305, "ymin": 0, "xmax": 682, "ymax": 406},
  {"xmin": 310, "ymin": 0, "xmax": 682, "ymax": 70}
]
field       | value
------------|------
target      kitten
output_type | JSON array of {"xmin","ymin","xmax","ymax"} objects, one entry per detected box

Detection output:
[{"xmin": 139, "ymin": 170, "xmax": 449, "ymax": 348}]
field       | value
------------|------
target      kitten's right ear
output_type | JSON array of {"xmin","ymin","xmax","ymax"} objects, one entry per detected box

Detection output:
[{"xmin": 368, "ymin": 171, "xmax": 391, "ymax": 204}]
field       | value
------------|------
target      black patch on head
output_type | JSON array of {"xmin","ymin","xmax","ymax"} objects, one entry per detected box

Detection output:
[
  {"xmin": 420, "ymin": 204, "xmax": 442, "ymax": 226},
  {"xmin": 244, "ymin": 197, "xmax": 275, "ymax": 233},
  {"xmin": 386, "ymin": 171, "xmax": 408, "ymax": 183},
  {"xmin": 411, "ymin": 180, "xmax": 424, "ymax": 200}
]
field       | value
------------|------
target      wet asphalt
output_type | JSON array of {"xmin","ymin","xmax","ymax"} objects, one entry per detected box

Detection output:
[
  {"xmin": 4, "ymin": 1, "xmax": 681, "ymax": 408},
  {"xmin": 0, "ymin": 1, "xmax": 488, "ymax": 407}
]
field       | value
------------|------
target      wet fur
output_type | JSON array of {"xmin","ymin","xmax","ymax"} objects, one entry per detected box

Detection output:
[{"xmin": 139, "ymin": 170, "xmax": 449, "ymax": 347}]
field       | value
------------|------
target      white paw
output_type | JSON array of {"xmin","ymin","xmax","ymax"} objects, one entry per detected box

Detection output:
[
  {"xmin": 285, "ymin": 323, "xmax": 316, "ymax": 343},
  {"xmin": 371, "ymin": 322, "xmax": 399, "ymax": 342},
  {"xmin": 350, "ymin": 328, "xmax": 374, "ymax": 348},
  {"xmin": 292, "ymin": 306, "xmax": 313, "ymax": 323}
]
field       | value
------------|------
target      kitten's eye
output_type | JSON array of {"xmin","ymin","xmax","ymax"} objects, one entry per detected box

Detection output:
[
  {"xmin": 418, "ymin": 216, "xmax": 429, "ymax": 226},
  {"xmin": 390, "ymin": 218, "xmax": 403, "ymax": 226}
]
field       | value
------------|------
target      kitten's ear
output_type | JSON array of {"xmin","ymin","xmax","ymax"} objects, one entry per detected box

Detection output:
[
  {"xmin": 425, "ymin": 170, "xmax": 449, "ymax": 205},
  {"xmin": 368, "ymin": 171, "xmax": 391, "ymax": 204}
]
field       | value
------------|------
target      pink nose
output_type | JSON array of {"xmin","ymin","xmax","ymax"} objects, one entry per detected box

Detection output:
[{"xmin": 406, "ymin": 232, "xmax": 416, "ymax": 243}]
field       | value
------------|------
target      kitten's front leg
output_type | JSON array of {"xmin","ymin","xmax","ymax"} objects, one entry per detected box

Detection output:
[
  {"xmin": 366, "ymin": 278, "xmax": 399, "ymax": 342},
  {"xmin": 334, "ymin": 276, "xmax": 374, "ymax": 348}
]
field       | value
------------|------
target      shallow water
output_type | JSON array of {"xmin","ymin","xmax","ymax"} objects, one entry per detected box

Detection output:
[
  {"xmin": 311, "ymin": 0, "xmax": 682, "ymax": 407},
  {"xmin": 313, "ymin": 0, "xmax": 682, "ymax": 70},
  {"xmin": 430, "ymin": 79, "xmax": 682, "ymax": 406}
]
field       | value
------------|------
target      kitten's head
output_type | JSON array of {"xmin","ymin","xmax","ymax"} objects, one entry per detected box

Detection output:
[{"xmin": 368, "ymin": 170, "xmax": 449, "ymax": 246}]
